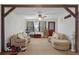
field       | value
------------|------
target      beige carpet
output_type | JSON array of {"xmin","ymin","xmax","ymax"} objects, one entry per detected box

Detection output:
[{"xmin": 17, "ymin": 38, "xmax": 79, "ymax": 55}]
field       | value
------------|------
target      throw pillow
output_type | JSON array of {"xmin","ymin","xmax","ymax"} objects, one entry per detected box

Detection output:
[{"xmin": 17, "ymin": 33, "xmax": 24, "ymax": 39}]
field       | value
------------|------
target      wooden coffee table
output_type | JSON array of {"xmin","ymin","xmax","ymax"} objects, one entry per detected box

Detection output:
[{"xmin": 30, "ymin": 34, "xmax": 41, "ymax": 38}]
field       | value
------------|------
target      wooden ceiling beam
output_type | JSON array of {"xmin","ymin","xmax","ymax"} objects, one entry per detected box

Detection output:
[
  {"xmin": 64, "ymin": 7, "xmax": 76, "ymax": 18},
  {"xmin": 64, "ymin": 14, "xmax": 71, "ymax": 19},
  {"xmin": 4, "ymin": 7, "xmax": 16, "ymax": 17},
  {"xmin": 2, "ymin": 4, "xmax": 77, "ymax": 8}
]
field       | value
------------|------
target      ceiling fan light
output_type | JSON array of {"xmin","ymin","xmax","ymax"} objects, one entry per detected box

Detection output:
[{"xmin": 38, "ymin": 17, "xmax": 42, "ymax": 21}]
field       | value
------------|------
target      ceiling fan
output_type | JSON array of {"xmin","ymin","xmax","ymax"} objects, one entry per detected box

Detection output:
[{"xmin": 37, "ymin": 11, "xmax": 47, "ymax": 20}]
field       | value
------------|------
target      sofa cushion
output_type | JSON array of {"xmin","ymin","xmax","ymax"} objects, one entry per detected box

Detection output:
[
  {"xmin": 17, "ymin": 32, "xmax": 27, "ymax": 39},
  {"xmin": 58, "ymin": 34, "xmax": 68, "ymax": 40},
  {"xmin": 22, "ymin": 32, "xmax": 27, "ymax": 38},
  {"xmin": 53, "ymin": 39, "xmax": 70, "ymax": 50},
  {"xmin": 52, "ymin": 32, "xmax": 68, "ymax": 40},
  {"xmin": 17, "ymin": 33, "xmax": 23, "ymax": 39},
  {"xmin": 52, "ymin": 32, "xmax": 59, "ymax": 40}
]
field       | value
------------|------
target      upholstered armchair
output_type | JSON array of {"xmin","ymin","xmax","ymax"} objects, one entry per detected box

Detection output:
[
  {"xmin": 50, "ymin": 32, "xmax": 70, "ymax": 50},
  {"xmin": 10, "ymin": 32, "xmax": 30, "ymax": 48}
]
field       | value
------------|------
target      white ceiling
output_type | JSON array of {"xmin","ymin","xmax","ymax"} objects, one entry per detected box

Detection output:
[
  {"xmin": 12, "ymin": 7, "xmax": 69, "ymax": 19},
  {"xmin": 13, "ymin": 8, "xmax": 68, "ymax": 15},
  {"xmin": 4, "ymin": 6, "xmax": 78, "ymax": 20}
]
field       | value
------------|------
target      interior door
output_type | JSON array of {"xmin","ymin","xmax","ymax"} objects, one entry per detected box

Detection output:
[{"xmin": 48, "ymin": 22, "xmax": 55, "ymax": 36}]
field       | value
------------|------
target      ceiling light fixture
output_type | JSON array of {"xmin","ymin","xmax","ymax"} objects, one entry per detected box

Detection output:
[
  {"xmin": 37, "ymin": 11, "xmax": 47, "ymax": 21},
  {"xmin": 38, "ymin": 14, "xmax": 42, "ymax": 21}
]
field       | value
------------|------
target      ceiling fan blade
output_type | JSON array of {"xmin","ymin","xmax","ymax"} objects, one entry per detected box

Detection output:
[
  {"xmin": 42, "ymin": 16, "xmax": 47, "ymax": 19},
  {"xmin": 43, "ymin": 16, "xmax": 47, "ymax": 18}
]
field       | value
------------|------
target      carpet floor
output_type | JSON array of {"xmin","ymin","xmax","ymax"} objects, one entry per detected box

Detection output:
[{"xmin": 17, "ymin": 38, "xmax": 79, "ymax": 55}]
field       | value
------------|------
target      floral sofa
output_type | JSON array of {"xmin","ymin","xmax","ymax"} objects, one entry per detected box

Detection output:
[
  {"xmin": 10, "ymin": 32, "xmax": 30, "ymax": 50},
  {"xmin": 50, "ymin": 32, "xmax": 70, "ymax": 50}
]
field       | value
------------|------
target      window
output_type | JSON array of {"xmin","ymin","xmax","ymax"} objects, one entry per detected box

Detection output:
[{"xmin": 26, "ymin": 21, "xmax": 46, "ymax": 33}]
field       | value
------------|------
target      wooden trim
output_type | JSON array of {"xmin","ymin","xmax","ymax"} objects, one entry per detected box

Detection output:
[
  {"xmin": 75, "ymin": 6, "xmax": 78, "ymax": 52},
  {"xmin": 39, "ymin": 22, "xmax": 40, "ymax": 31},
  {"xmin": 1, "ymin": 5, "xmax": 5, "ymax": 52},
  {"xmin": 4, "ymin": 7, "xmax": 16, "ymax": 17},
  {"xmin": 2, "ymin": 4, "xmax": 77, "ymax": 7},
  {"xmin": 64, "ymin": 14, "xmax": 71, "ymax": 19},
  {"xmin": 64, "ymin": 7, "xmax": 76, "ymax": 18}
]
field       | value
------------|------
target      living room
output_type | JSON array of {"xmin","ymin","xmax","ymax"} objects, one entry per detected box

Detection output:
[{"xmin": 0, "ymin": 5, "xmax": 79, "ymax": 55}]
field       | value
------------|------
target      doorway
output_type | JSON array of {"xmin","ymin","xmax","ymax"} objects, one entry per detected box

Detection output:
[{"xmin": 48, "ymin": 22, "xmax": 55, "ymax": 36}]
